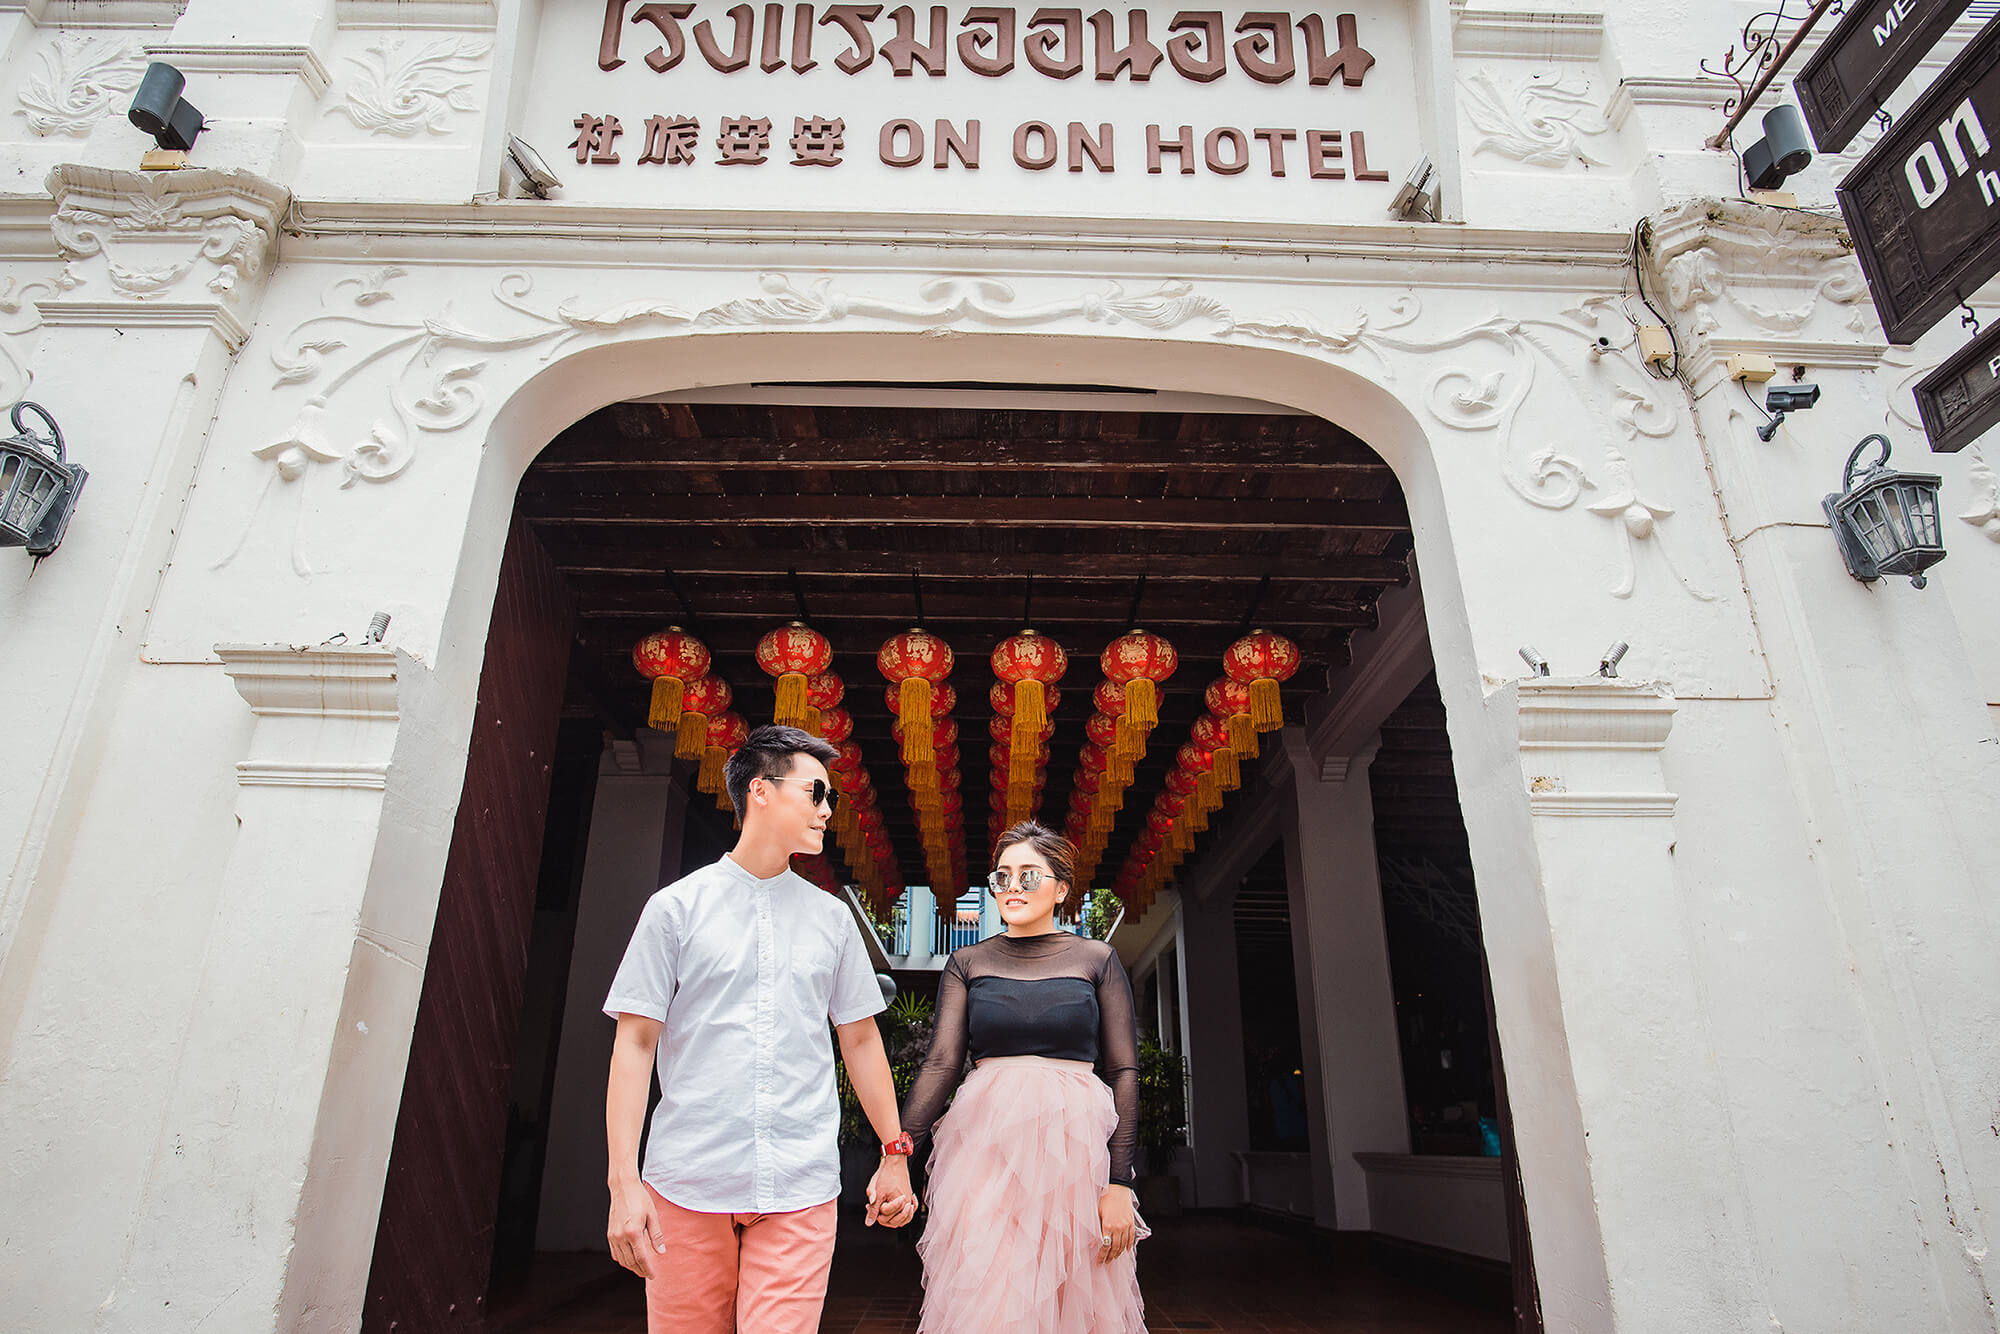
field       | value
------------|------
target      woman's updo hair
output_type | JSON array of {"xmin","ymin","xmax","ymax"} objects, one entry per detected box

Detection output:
[{"xmin": 991, "ymin": 821, "xmax": 1077, "ymax": 902}]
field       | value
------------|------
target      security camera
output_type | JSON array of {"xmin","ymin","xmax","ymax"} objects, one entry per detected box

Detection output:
[
  {"xmin": 1588, "ymin": 335, "xmax": 1613, "ymax": 361},
  {"xmin": 128, "ymin": 62, "xmax": 203, "ymax": 152},
  {"xmin": 501, "ymin": 135, "xmax": 563, "ymax": 199},
  {"xmin": 1389, "ymin": 156, "xmax": 1434, "ymax": 220},
  {"xmin": 1765, "ymin": 383, "xmax": 1820, "ymax": 413},
  {"xmin": 1757, "ymin": 381, "xmax": 1821, "ymax": 441},
  {"xmin": 1518, "ymin": 645, "xmax": 1551, "ymax": 677},
  {"xmin": 1598, "ymin": 641, "xmax": 1629, "ymax": 678}
]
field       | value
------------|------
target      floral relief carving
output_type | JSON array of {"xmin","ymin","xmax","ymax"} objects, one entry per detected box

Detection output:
[
  {"xmin": 329, "ymin": 38, "xmax": 491, "ymax": 137},
  {"xmin": 0, "ymin": 275, "xmax": 55, "ymax": 404},
  {"xmin": 1458, "ymin": 68, "xmax": 1613, "ymax": 169},
  {"xmin": 51, "ymin": 202, "xmax": 271, "ymax": 299},
  {"xmin": 239, "ymin": 270, "xmax": 1715, "ymax": 602},
  {"xmin": 16, "ymin": 34, "xmax": 145, "ymax": 137},
  {"xmin": 1962, "ymin": 446, "xmax": 2000, "ymax": 541}
]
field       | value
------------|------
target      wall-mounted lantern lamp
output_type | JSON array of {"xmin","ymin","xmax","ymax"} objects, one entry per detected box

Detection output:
[
  {"xmin": 1823, "ymin": 434, "xmax": 1946, "ymax": 588},
  {"xmin": 0, "ymin": 402, "xmax": 86, "ymax": 559},
  {"xmin": 128, "ymin": 62, "xmax": 204, "ymax": 152}
]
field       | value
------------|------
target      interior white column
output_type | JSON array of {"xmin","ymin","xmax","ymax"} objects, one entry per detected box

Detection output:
[
  {"xmin": 1179, "ymin": 885, "xmax": 1250, "ymax": 1207},
  {"xmin": 536, "ymin": 732, "xmax": 685, "ymax": 1252},
  {"xmin": 1278, "ymin": 728, "xmax": 1411, "ymax": 1231},
  {"xmin": 903, "ymin": 883, "xmax": 936, "ymax": 965}
]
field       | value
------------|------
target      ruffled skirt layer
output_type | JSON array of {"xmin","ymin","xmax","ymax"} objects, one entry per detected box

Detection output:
[{"xmin": 916, "ymin": 1056, "xmax": 1147, "ymax": 1334}]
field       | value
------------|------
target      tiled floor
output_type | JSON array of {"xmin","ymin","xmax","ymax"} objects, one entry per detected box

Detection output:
[{"xmin": 490, "ymin": 1212, "xmax": 1511, "ymax": 1333}]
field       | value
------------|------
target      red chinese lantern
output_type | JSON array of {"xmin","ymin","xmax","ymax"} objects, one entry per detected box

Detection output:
[
  {"xmin": 805, "ymin": 670, "xmax": 845, "ymax": 736},
  {"xmin": 879, "ymin": 628, "xmax": 955, "ymax": 766},
  {"xmin": 1085, "ymin": 711, "xmax": 1120, "ymax": 749},
  {"xmin": 1101, "ymin": 629, "xmax": 1176, "ymax": 759},
  {"xmin": 756, "ymin": 623, "xmax": 833, "ymax": 730},
  {"xmin": 990, "ymin": 680, "xmax": 1062, "ymax": 717},
  {"xmin": 1225, "ymin": 629, "xmax": 1301, "ymax": 735},
  {"xmin": 632, "ymin": 627, "xmax": 709, "ymax": 733},
  {"xmin": 1206, "ymin": 676, "xmax": 1259, "ymax": 758},
  {"xmin": 699, "ymin": 710, "xmax": 750, "ymax": 797},
  {"xmin": 819, "ymin": 707, "xmax": 854, "ymax": 745},
  {"xmin": 992, "ymin": 629, "xmax": 1067, "ymax": 799},
  {"xmin": 889, "ymin": 680, "xmax": 958, "ymax": 721},
  {"xmin": 1092, "ymin": 678, "xmax": 1126, "ymax": 718},
  {"xmin": 676, "ymin": 673, "xmax": 733, "ymax": 760},
  {"xmin": 1191, "ymin": 712, "xmax": 1240, "ymax": 791},
  {"xmin": 831, "ymin": 740, "xmax": 865, "ymax": 777}
]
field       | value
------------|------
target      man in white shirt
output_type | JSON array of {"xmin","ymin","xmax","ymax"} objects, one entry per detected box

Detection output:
[{"xmin": 604, "ymin": 724, "xmax": 918, "ymax": 1334}]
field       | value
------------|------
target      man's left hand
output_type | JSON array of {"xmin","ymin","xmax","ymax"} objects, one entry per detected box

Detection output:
[{"xmin": 866, "ymin": 1156, "xmax": 917, "ymax": 1228}]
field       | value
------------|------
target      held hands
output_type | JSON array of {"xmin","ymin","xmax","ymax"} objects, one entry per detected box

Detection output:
[
  {"xmin": 1097, "ymin": 1183, "xmax": 1137, "ymax": 1263},
  {"xmin": 866, "ymin": 1155, "xmax": 918, "ymax": 1228},
  {"xmin": 607, "ymin": 1179, "xmax": 667, "ymax": 1279}
]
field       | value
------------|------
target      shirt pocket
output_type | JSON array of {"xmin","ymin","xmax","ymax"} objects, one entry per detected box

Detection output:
[{"xmin": 787, "ymin": 927, "xmax": 840, "ymax": 1015}]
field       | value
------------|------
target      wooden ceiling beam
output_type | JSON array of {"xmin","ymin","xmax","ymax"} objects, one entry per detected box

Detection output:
[
  {"xmin": 522, "ymin": 494, "xmax": 1410, "ymax": 531},
  {"xmin": 530, "ymin": 436, "xmax": 1388, "ymax": 472},
  {"xmin": 550, "ymin": 549, "xmax": 1412, "ymax": 584}
]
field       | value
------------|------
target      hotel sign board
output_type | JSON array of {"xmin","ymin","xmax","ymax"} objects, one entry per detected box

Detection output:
[
  {"xmin": 1796, "ymin": 0, "xmax": 1974, "ymax": 153},
  {"xmin": 1837, "ymin": 21, "xmax": 2000, "ymax": 344},
  {"xmin": 525, "ymin": 0, "xmax": 1419, "ymax": 228},
  {"xmin": 1913, "ymin": 317, "xmax": 2000, "ymax": 449}
]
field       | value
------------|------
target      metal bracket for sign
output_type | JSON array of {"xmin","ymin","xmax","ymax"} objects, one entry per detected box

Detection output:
[
  {"xmin": 1796, "ymin": 0, "xmax": 1977, "ymax": 153},
  {"xmin": 1704, "ymin": 0, "xmax": 1842, "ymax": 150}
]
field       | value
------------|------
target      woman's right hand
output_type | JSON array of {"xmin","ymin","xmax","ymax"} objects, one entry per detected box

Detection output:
[{"xmin": 608, "ymin": 1178, "xmax": 666, "ymax": 1278}]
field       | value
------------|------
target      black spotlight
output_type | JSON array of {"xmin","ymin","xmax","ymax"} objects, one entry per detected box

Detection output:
[
  {"xmin": 128, "ymin": 62, "xmax": 204, "ymax": 152},
  {"xmin": 1744, "ymin": 104, "xmax": 1813, "ymax": 192}
]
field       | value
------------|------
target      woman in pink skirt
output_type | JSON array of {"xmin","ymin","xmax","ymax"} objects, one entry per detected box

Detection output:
[{"xmin": 898, "ymin": 821, "xmax": 1146, "ymax": 1333}]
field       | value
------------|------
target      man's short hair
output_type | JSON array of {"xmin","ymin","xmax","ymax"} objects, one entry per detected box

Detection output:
[{"xmin": 724, "ymin": 724, "xmax": 840, "ymax": 815}]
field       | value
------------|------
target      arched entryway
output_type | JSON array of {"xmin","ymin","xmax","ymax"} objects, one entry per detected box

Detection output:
[{"xmin": 315, "ymin": 329, "xmax": 1595, "ymax": 1334}]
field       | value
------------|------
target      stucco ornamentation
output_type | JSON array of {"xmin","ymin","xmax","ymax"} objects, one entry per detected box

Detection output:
[
  {"xmin": 247, "ymin": 268, "xmax": 1713, "ymax": 600},
  {"xmin": 1962, "ymin": 446, "xmax": 2000, "ymax": 541},
  {"xmin": 1647, "ymin": 201, "xmax": 1870, "ymax": 341},
  {"xmin": 16, "ymin": 34, "xmax": 145, "ymax": 137},
  {"xmin": 1458, "ymin": 68, "xmax": 1612, "ymax": 168},
  {"xmin": 330, "ymin": 38, "xmax": 490, "ymax": 137},
  {"xmin": 0, "ymin": 275, "xmax": 56, "ymax": 404},
  {"xmin": 45, "ymin": 167, "xmax": 289, "ymax": 303}
]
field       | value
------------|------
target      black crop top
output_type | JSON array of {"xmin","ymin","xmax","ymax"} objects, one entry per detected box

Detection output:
[{"xmin": 899, "ymin": 931, "xmax": 1141, "ymax": 1185}]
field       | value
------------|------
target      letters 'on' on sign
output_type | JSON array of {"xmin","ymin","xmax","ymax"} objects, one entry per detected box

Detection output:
[{"xmin": 1837, "ymin": 21, "xmax": 2000, "ymax": 344}]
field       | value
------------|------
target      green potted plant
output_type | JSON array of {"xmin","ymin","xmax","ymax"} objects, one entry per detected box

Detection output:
[{"xmin": 1133, "ymin": 1038, "xmax": 1187, "ymax": 1219}]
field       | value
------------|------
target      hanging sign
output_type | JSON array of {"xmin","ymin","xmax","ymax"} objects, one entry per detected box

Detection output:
[
  {"xmin": 1837, "ymin": 20, "xmax": 2000, "ymax": 343},
  {"xmin": 525, "ymin": 0, "xmax": 1418, "ymax": 227},
  {"xmin": 1913, "ymin": 316, "xmax": 2000, "ymax": 449},
  {"xmin": 1796, "ymin": 0, "xmax": 1976, "ymax": 153}
]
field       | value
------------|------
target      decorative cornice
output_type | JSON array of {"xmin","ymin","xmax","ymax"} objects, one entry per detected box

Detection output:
[
  {"xmin": 0, "ymin": 1, "xmax": 186, "ymax": 27},
  {"xmin": 35, "ymin": 298, "xmax": 250, "ymax": 349},
  {"xmin": 1528, "ymin": 791, "xmax": 1680, "ymax": 817},
  {"xmin": 1353, "ymin": 1151, "xmax": 1504, "ymax": 1182},
  {"xmin": 235, "ymin": 760, "xmax": 390, "ymax": 790},
  {"xmin": 141, "ymin": 42, "xmax": 331, "ymax": 97},
  {"xmin": 1517, "ymin": 679, "xmax": 1676, "ymax": 751},
  {"xmin": 336, "ymin": 0, "xmax": 497, "ymax": 30},
  {"xmin": 45, "ymin": 164, "xmax": 290, "ymax": 308},
  {"xmin": 1449, "ymin": 3, "xmax": 1604, "ymax": 60},
  {"xmin": 216, "ymin": 644, "xmax": 400, "ymax": 721}
]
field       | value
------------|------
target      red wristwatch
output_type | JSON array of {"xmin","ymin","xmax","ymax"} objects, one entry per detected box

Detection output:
[{"xmin": 881, "ymin": 1132, "xmax": 914, "ymax": 1157}]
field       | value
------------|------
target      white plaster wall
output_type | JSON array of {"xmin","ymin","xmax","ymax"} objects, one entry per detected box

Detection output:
[{"xmin": 0, "ymin": 1, "xmax": 1995, "ymax": 1331}]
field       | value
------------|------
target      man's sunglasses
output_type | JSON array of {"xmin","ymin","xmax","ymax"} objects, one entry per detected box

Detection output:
[{"xmin": 761, "ymin": 774, "xmax": 839, "ymax": 810}]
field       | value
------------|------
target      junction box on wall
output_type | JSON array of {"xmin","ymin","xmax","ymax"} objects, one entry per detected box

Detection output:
[{"xmin": 1636, "ymin": 324, "xmax": 1674, "ymax": 368}]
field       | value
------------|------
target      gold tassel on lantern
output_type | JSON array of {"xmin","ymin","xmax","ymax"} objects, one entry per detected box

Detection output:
[
  {"xmin": 1213, "ymin": 746, "xmax": 1241, "ymax": 792},
  {"xmin": 1250, "ymin": 677, "xmax": 1283, "ymax": 732},
  {"xmin": 773, "ymin": 672, "xmax": 810, "ymax": 729},
  {"xmin": 1013, "ymin": 677, "xmax": 1046, "ymax": 738},
  {"xmin": 1228, "ymin": 712, "xmax": 1257, "ymax": 757},
  {"xmin": 1119, "ymin": 678, "xmax": 1156, "ymax": 760},
  {"xmin": 697, "ymin": 745, "xmax": 726, "ymax": 795},
  {"xmin": 649, "ymin": 677, "xmax": 684, "ymax": 731},
  {"xmin": 716, "ymin": 786, "xmax": 734, "ymax": 813},
  {"xmin": 899, "ymin": 678, "xmax": 934, "ymax": 764},
  {"xmin": 806, "ymin": 707, "xmax": 825, "ymax": 736},
  {"xmin": 676, "ymin": 711, "xmax": 708, "ymax": 760}
]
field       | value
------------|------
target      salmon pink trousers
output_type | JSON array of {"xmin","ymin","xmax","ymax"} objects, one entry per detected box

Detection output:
[{"xmin": 642, "ymin": 1184, "xmax": 839, "ymax": 1334}]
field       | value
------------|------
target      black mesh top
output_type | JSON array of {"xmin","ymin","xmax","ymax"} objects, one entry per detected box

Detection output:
[{"xmin": 900, "ymin": 931, "xmax": 1141, "ymax": 1186}]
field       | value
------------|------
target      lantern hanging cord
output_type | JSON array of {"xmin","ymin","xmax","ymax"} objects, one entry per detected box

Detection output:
[
  {"xmin": 1126, "ymin": 573, "xmax": 1147, "ymax": 630},
  {"xmin": 910, "ymin": 568, "xmax": 926, "ymax": 627},
  {"xmin": 1022, "ymin": 571, "xmax": 1034, "ymax": 627},
  {"xmin": 664, "ymin": 568, "xmax": 704, "ymax": 630},
  {"xmin": 1238, "ymin": 574, "xmax": 1270, "ymax": 633},
  {"xmin": 789, "ymin": 568, "xmax": 812, "ymax": 623}
]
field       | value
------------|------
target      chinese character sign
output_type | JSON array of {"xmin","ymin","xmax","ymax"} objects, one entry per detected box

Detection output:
[{"xmin": 526, "ymin": 0, "xmax": 1421, "ymax": 227}]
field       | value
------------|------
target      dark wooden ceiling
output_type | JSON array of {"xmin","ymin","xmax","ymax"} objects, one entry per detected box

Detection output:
[{"xmin": 518, "ymin": 398, "xmax": 1415, "ymax": 893}]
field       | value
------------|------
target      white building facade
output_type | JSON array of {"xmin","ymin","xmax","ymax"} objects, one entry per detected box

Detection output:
[{"xmin": 0, "ymin": 0, "xmax": 1997, "ymax": 1330}]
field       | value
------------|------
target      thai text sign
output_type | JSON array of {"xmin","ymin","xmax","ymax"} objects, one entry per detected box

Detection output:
[
  {"xmin": 1796, "ymin": 0, "xmax": 1974, "ymax": 153},
  {"xmin": 1913, "ymin": 315, "xmax": 2000, "ymax": 449},
  {"xmin": 1838, "ymin": 21, "xmax": 2000, "ymax": 343},
  {"xmin": 527, "ymin": 0, "xmax": 1417, "ymax": 226}
]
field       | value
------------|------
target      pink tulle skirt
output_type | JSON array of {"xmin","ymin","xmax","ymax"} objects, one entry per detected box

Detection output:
[{"xmin": 916, "ymin": 1056, "xmax": 1148, "ymax": 1333}]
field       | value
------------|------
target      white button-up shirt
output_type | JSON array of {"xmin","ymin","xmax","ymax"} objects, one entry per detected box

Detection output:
[{"xmin": 605, "ymin": 855, "xmax": 886, "ymax": 1213}]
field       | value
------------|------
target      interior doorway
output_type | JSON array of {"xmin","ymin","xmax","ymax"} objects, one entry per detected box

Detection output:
[{"xmin": 362, "ymin": 383, "xmax": 1529, "ymax": 1332}]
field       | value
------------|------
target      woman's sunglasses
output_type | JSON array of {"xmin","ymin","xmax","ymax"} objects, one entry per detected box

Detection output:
[
  {"xmin": 986, "ymin": 868, "xmax": 1053, "ymax": 894},
  {"xmin": 761, "ymin": 774, "xmax": 840, "ymax": 810}
]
